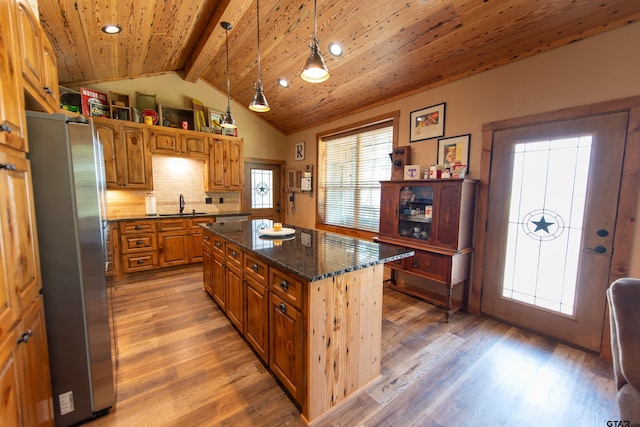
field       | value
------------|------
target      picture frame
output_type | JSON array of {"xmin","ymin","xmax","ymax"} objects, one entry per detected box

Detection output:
[
  {"xmin": 410, "ymin": 102, "xmax": 446, "ymax": 142},
  {"xmin": 192, "ymin": 99, "xmax": 207, "ymax": 132},
  {"xmin": 207, "ymin": 108, "xmax": 223, "ymax": 134},
  {"xmin": 222, "ymin": 127, "xmax": 237, "ymax": 137},
  {"xmin": 437, "ymin": 133, "xmax": 470, "ymax": 169},
  {"xmin": 294, "ymin": 141, "xmax": 305, "ymax": 160}
]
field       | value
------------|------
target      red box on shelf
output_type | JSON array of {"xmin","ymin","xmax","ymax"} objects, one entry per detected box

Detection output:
[{"xmin": 80, "ymin": 88, "xmax": 109, "ymax": 117}]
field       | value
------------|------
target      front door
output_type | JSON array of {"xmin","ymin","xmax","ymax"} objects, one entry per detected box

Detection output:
[
  {"xmin": 481, "ymin": 111, "xmax": 628, "ymax": 351},
  {"xmin": 244, "ymin": 161, "xmax": 282, "ymax": 222}
]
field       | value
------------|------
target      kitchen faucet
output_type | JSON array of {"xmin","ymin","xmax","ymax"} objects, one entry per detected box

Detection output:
[{"xmin": 179, "ymin": 194, "xmax": 185, "ymax": 214}]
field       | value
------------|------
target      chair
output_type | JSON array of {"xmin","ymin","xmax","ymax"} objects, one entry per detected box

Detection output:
[{"xmin": 607, "ymin": 278, "xmax": 640, "ymax": 423}]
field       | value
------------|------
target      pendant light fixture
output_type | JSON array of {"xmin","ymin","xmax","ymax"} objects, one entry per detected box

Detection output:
[
  {"xmin": 220, "ymin": 21, "xmax": 237, "ymax": 128},
  {"xmin": 301, "ymin": 0, "xmax": 329, "ymax": 83},
  {"xmin": 249, "ymin": 0, "xmax": 270, "ymax": 112}
]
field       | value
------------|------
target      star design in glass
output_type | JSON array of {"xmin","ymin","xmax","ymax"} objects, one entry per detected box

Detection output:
[{"xmin": 532, "ymin": 215, "xmax": 554, "ymax": 233}]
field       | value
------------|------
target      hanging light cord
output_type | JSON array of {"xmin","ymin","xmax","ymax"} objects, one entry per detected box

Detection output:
[
  {"xmin": 256, "ymin": 0, "xmax": 262, "ymax": 87},
  {"xmin": 225, "ymin": 27, "xmax": 232, "ymax": 110},
  {"xmin": 312, "ymin": 0, "xmax": 318, "ymax": 48}
]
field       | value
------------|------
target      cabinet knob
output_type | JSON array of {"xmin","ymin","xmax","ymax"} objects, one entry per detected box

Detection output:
[
  {"xmin": 204, "ymin": 235, "xmax": 210, "ymax": 241},
  {"xmin": 279, "ymin": 302, "xmax": 286, "ymax": 313},
  {"xmin": 137, "ymin": 259, "xmax": 144, "ymax": 264},
  {"xmin": 280, "ymin": 280, "xmax": 288, "ymax": 290},
  {"xmin": 135, "ymin": 225, "xmax": 142, "ymax": 230},
  {"xmin": 136, "ymin": 240, "xmax": 143, "ymax": 245},
  {"xmin": 215, "ymin": 242, "xmax": 221, "ymax": 248},
  {"xmin": 17, "ymin": 329, "xmax": 33, "ymax": 344},
  {"xmin": 231, "ymin": 251, "xmax": 237, "ymax": 258},
  {"xmin": 252, "ymin": 263, "xmax": 259, "ymax": 271},
  {"xmin": 0, "ymin": 163, "xmax": 16, "ymax": 171},
  {"xmin": 0, "ymin": 124, "xmax": 12, "ymax": 133}
]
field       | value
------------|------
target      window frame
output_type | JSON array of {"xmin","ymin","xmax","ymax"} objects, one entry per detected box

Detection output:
[{"xmin": 315, "ymin": 111, "xmax": 400, "ymax": 239}]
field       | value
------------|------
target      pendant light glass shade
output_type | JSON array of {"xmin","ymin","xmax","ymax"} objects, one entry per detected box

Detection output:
[
  {"xmin": 301, "ymin": 0, "xmax": 329, "ymax": 83},
  {"xmin": 221, "ymin": 22, "xmax": 237, "ymax": 129},
  {"xmin": 249, "ymin": 0, "xmax": 270, "ymax": 112}
]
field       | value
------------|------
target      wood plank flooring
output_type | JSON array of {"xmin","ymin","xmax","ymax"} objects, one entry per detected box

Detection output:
[{"xmin": 85, "ymin": 265, "xmax": 619, "ymax": 427}]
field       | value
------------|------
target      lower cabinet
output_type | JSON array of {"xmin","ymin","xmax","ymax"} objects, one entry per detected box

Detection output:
[
  {"xmin": 244, "ymin": 254, "xmax": 269, "ymax": 362},
  {"xmin": 116, "ymin": 217, "xmax": 213, "ymax": 276},
  {"xmin": 225, "ymin": 244, "xmax": 244, "ymax": 332},
  {"xmin": 0, "ymin": 297, "xmax": 53, "ymax": 427},
  {"xmin": 202, "ymin": 234, "xmax": 213, "ymax": 296},
  {"xmin": 269, "ymin": 291, "xmax": 303, "ymax": 403}
]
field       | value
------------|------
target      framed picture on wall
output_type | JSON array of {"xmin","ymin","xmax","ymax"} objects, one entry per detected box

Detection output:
[
  {"xmin": 410, "ymin": 102, "xmax": 446, "ymax": 142},
  {"xmin": 207, "ymin": 108, "xmax": 223, "ymax": 134},
  {"xmin": 437, "ymin": 134, "xmax": 470, "ymax": 169}
]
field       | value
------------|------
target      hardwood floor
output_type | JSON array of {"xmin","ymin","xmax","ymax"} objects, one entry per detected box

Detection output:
[{"xmin": 85, "ymin": 265, "xmax": 619, "ymax": 427}]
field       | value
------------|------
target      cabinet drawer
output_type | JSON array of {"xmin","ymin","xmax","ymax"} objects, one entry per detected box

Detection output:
[
  {"xmin": 120, "ymin": 233, "xmax": 157, "ymax": 253},
  {"xmin": 122, "ymin": 252, "xmax": 157, "ymax": 273},
  {"xmin": 406, "ymin": 250, "xmax": 448, "ymax": 282},
  {"xmin": 120, "ymin": 220, "xmax": 157, "ymax": 234},
  {"xmin": 211, "ymin": 235, "xmax": 225, "ymax": 257},
  {"xmin": 244, "ymin": 254, "xmax": 268, "ymax": 284},
  {"xmin": 271, "ymin": 269, "xmax": 302, "ymax": 310},
  {"xmin": 157, "ymin": 219, "xmax": 186, "ymax": 232},
  {"xmin": 202, "ymin": 231, "xmax": 212, "ymax": 251},
  {"xmin": 226, "ymin": 243, "xmax": 243, "ymax": 270}
]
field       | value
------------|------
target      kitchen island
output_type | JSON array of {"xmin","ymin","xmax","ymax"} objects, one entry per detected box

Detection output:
[{"xmin": 200, "ymin": 219, "xmax": 414, "ymax": 425}]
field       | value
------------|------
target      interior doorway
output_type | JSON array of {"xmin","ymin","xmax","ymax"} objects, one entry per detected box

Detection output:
[
  {"xmin": 473, "ymin": 97, "xmax": 640, "ymax": 354},
  {"xmin": 244, "ymin": 159, "xmax": 284, "ymax": 222}
]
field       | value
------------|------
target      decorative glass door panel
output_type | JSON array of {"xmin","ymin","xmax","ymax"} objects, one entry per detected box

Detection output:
[
  {"xmin": 502, "ymin": 136, "xmax": 592, "ymax": 315},
  {"xmin": 398, "ymin": 185, "xmax": 433, "ymax": 243}
]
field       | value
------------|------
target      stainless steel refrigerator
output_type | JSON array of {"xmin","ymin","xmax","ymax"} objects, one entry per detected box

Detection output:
[{"xmin": 26, "ymin": 111, "xmax": 115, "ymax": 426}]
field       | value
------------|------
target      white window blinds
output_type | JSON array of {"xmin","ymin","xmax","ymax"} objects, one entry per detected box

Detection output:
[{"xmin": 318, "ymin": 122, "xmax": 393, "ymax": 232}]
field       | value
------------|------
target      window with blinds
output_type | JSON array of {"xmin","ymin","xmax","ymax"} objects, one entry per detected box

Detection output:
[{"xmin": 318, "ymin": 120, "xmax": 393, "ymax": 232}]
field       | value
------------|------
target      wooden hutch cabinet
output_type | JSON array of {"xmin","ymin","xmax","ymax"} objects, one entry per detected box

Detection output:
[{"xmin": 377, "ymin": 179, "xmax": 477, "ymax": 320}]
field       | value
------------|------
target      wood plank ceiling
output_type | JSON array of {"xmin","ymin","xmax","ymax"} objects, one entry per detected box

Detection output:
[{"xmin": 39, "ymin": 0, "xmax": 640, "ymax": 135}]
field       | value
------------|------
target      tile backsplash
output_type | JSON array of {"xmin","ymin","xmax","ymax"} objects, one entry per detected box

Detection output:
[{"xmin": 106, "ymin": 156, "xmax": 241, "ymax": 218}]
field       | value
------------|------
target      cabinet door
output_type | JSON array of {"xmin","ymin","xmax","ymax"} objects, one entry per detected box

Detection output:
[
  {"xmin": 187, "ymin": 229, "xmax": 204, "ymax": 263},
  {"xmin": 94, "ymin": 119, "xmax": 122, "ymax": 187},
  {"xmin": 379, "ymin": 183, "xmax": 398, "ymax": 237},
  {"xmin": 14, "ymin": 0, "xmax": 42, "ymax": 99},
  {"xmin": 15, "ymin": 298, "xmax": 53, "ymax": 427},
  {"xmin": 0, "ymin": 0, "xmax": 26, "ymax": 152},
  {"xmin": 202, "ymin": 245, "xmax": 213, "ymax": 296},
  {"xmin": 226, "ymin": 138, "xmax": 244, "ymax": 190},
  {"xmin": 121, "ymin": 126, "xmax": 152, "ymax": 189},
  {"xmin": 149, "ymin": 129, "xmax": 180, "ymax": 155},
  {"xmin": 158, "ymin": 231, "xmax": 188, "ymax": 267},
  {"xmin": 245, "ymin": 275, "xmax": 268, "ymax": 362},
  {"xmin": 212, "ymin": 254, "xmax": 227, "ymax": 312},
  {"xmin": 432, "ymin": 181, "xmax": 462, "ymax": 249},
  {"xmin": 0, "ymin": 149, "xmax": 40, "ymax": 313},
  {"xmin": 209, "ymin": 137, "xmax": 225, "ymax": 189},
  {"xmin": 40, "ymin": 33, "xmax": 59, "ymax": 112},
  {"xmin": 0, "ymin": 334, "xmax": 21, "ymax": 427},
  {"xmin": 269, "ymin": 292, "xmax": 303, "ymax": 403},
  {"xmin": 182, "ymin": 134, "xmax": 208, "ymax": 158},
  {"xmin": 226, "ymin": 265, "xmax": 244, "ymax": 332}
]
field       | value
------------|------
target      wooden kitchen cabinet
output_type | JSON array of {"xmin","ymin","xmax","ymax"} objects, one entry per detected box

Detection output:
[
  {"xmin": 186, "ymin": 218, "xmax": 206, "ymax": 263},
  {"xmin": 94, "ymin": 118, "xmax": 153, "ymax": 189},
  {"xmin": 377, "ymin": 179, "xmax": 477, "ymax": 320},
  {"xmin": 244, "ymin": 254, "xmax": 269, "ymax": 362},
  {"xmin": 182, "ymin": 133, "xmax": 208, "ymax": 158},
  {"xmin": 14, "ymin": 0, "xmax": 58, "ymax": 113},
  {"xmin": 207, "ymin": 136, "xmax": 244, "ymax": 191},
  {"xmin": 121, "ymin": 125, "xmax": 153, "ymax": 189},
  {"xmin": 269, "ymin": 290, "xmax": 304, "ymax": 403},
  {"xmin": 149, "ymin": 127, "xmax": 181, "ymax": 155},
  {"xmin": 119, "ymin": 220, "xmax": 158, "ymax": 273},
  {"xmin": 225, "ymin": 243, "xmax": 244, "ymax": 332},
  {"xmin": 202, "ymin": 233, "xmax": 213, "ymax": 296},
  {"xmin": 0, "ymin": 0, "xmax": 26, "ymax": 152}
]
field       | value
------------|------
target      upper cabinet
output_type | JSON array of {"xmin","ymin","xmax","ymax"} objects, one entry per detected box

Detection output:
[
  {"xmin": 208, "ymin": 136, "xmax": 244, "ymax": 191},
  {"xmin": 0, "ymin": 0, "xmax": 26, "ymax": 151},
  {"xmin": 93, "ymin": 118, "xmax": 153, "ymax": 190},
  {"xmin": 149, "ymin": 127, "xmax": 208, "ymax": 159},
  {"xmin": 14, "ymin": 0, "xmax": 59, "ymax": 113}
]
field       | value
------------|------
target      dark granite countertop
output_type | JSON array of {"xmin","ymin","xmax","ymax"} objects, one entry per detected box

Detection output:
[
  {"xmin": 200, "ymin": 219, "xmax": 414, "ymax": 282},
  {"xmin": 108, "ymin": 211, "xmax": 252, "ymax": 222}
]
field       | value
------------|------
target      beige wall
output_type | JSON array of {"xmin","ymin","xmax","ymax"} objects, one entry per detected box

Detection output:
[{"xmin": 284, "ymin": 22, "xmax": 640, "ymax": 276}]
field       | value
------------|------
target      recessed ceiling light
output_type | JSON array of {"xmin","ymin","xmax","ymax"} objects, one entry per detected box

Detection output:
[
  {"xmin": 278, "ymin": 78, "xmax": 289, "ymax": 88},
  {"xmin": 328, "ymin": 42, "xmax": 343, "ymax": 57},
  {"xmin": 102, "ymin": 25, "xmax": 122, "ymax": 34}
]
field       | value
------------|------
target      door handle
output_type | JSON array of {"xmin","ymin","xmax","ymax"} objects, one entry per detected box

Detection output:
[{"xmin": 584, "ymin": 245, "xmax": 607, "ymax": 254}]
